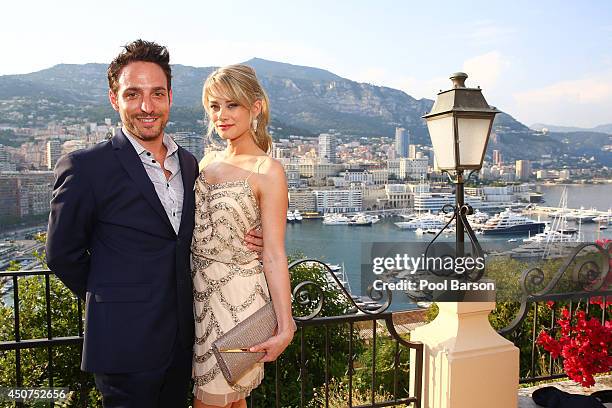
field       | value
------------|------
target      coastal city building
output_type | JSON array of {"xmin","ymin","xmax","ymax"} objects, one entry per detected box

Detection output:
[
  {"xmin": 394, "ymin": 127, "xmax": 409, "ymax": 158},
  {"xmin": 408, "ymin": 144, "xmax": 417, "ymax": 159},
  {"xmin": 62, "ymin": 139, "xmax": 88, "ymax": 155},
  {"xmin": 368, "ymin": 168, "xmax": 389, "ymax": 185},
  {"xmin": 0, "ymin": 146, "xmax": 16, "ymax": 171},
  {"xmin": 284, "ymin": 165, "xmax": 303, "ymax": 188},
  {"xmin": 296, "ymin": 161, "xmax": 344, "ymax": 185},
  {"xmin": 465, "ymin": 186, "xmax": 515, "ymax": 202},
  {"xmin": 313, "ymin": 189, "xmax": 362, "ymax": 213},
  {"xmin": 288, "ymin": 189, "xmax": 317, "ymax": 212},
  {"xmin": 273, "ymin": 146, "xmax": 292, "ymax": 159},
  {"xmin": 536, "ymin": 170, "xmax": 551, "ymax": 180},
  {"xmin": 45, "ymin": 139, "xmax": 61, "ymax": 170},
  {"xmin": 516, "ymin": 160, "xmax": 531, "ymax": 181},
  {"xmin": 493, "ymin": 149, "xmax": 503, "ymax": 166},
  {"xmin": 318, "ymin": 133, "xmax": 337, "ymax": 163},
  {"xmin": 0, "ymin": 171, "xmax": 54, "ymax": 223},
  {"xmin": 384, "ymin": 184, "xmax": 412, "ymax": 208},
  {"xmin": 343, "ymin": 168, "xmax": 372, "ymax": 185},
  {"xmin": 399, "ymin": 157, "xmax": 429, "ymax": 180}
]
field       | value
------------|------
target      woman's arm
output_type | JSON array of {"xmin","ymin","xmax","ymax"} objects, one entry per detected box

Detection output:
[{"xmin": 249, "ymin": 158, "xmax": 294, "ymax": 361}]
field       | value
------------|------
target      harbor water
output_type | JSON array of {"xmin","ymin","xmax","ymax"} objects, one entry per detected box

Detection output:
[{"xmin": 286, "ymin": 184, "xmax": 612, "ymax": 311}]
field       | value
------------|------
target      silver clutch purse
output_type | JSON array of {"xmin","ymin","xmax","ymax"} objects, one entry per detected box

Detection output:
[{"xmin": 212, "ymin": 302, "xmax": 277, "ymax": 384}]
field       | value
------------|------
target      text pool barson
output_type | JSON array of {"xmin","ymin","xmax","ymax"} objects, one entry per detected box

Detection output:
[{"xmin": 372, "ymin": 279, "xmax": 496, "ymax": 292}]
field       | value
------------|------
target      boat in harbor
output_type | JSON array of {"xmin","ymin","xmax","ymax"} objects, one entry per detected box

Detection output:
[
  {"xmin": 322, "ymin": 213, "xmax": 351, "ymax": 225},
  {"xmin": 348, "ymin": 214, "xmax": 372, "ymax": 226},
  {"xmin": 302, "ymin": 211, "xmax": 323, "ymax": 219},
  {"xmin": 467, "ymin": 209, "xmax": 491, "ymax": 226},
  {"xmin": 593, "ymin": 210, "xmax": 612, "ymax": 225},
  {"xmin": 565, "ymin": 207, "xmax": 599, "ymax": 223},
  {"xmin": 394, "ymin": 214, "xmax": 446, "ymax": 230},
  {"xmin": 523, "ymin": 227, "xmax": 581, "ymax": 243},
  {"xmin": 481, "ymin": 209, "xmax": 545, "ymax": 235},
  {"xmin": 292, "ymin": 210, "xmax": 303, "ymax": 222},
  {"xmin": 347, "ymin": 213, "xmax": 380, "ymax": 226},
  {"xmin": 287, "ymin": 210, "xmax": 295, "ymax": 223}
]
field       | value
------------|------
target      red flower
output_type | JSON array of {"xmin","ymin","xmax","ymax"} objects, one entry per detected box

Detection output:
[
  {"xmin": 589, "ymin": 296, "xmax": 612, "ymax": 310},
  {"xmin": 537, "ymin": 306, "xmax": 612, "ymax": 387}
]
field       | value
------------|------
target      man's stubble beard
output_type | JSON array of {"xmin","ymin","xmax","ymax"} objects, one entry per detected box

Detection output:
[{"xmin": 123, "ymin": 113, "xmax": 169, "ymax": 142}]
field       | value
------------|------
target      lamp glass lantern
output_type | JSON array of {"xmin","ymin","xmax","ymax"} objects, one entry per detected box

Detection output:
[{"xmin": 423, "ymin": 72, "xmax": 500, "ymax": 172}]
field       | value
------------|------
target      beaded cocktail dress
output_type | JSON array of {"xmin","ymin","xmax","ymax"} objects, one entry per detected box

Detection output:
[{"xmin": 191, "ymin": 157, "xmax": 269, "ymax": 406}]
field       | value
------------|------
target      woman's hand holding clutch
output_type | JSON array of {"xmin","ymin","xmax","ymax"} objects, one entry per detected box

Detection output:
[{"xmin": 249, "ymin": 327, "xmax": 295, "ymax": 362}]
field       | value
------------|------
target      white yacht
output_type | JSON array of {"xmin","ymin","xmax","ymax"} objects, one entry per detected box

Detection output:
[
  {"xmin": 348, "ymin": 214, "xmax": 372, "ymax": 226},
  {"xmin": 593, "ymin": 210, "xmax": 612, "ymax": 225},
  {"xmin": 523, "ymin": 227, "xmax": 580, "ymax": 243},
  {"xmin": 566, "ymin": 207, "xmax": 599, "ymax": 223},
  {"xmin": 467, "ymin": 209, "xmax": 490, "ymax": 226},
  {"xmin": 512, "ymin": 187, "xmax": 584, "ymax": 258},
  {"xmin": 322, "ymin": 214, "xmax": 351, "ymax": 225},
  {"xmin": 286, "ymin": 210, "xmax": 295, "ymax": 223},
  {"xmin": 292, "ymin": 210, "xmax": 303, "ymax": 222},
  {"xmin": 394, "ymin": 214, "xmax": 446, "ymax": 230},
  {"xmin": 368, "ymin": 214, "xmax": 381, "ymax": 224}
]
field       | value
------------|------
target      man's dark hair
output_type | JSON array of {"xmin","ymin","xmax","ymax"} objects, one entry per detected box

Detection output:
[{"xmin": 107, "ymin": 39, "xmax": 172, "ymax": 94}]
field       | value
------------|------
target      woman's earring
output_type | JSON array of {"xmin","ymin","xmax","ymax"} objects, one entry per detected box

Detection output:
[{"xmin": 252, "ymin": 118, "xmax": 258, "ymax": 131}]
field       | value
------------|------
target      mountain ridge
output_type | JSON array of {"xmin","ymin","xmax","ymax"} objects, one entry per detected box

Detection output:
[{"xmin": 1, "ymin": 59, "xmax": 606, "ymax": 163}]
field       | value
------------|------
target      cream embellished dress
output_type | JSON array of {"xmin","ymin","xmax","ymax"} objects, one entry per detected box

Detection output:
[{"xmin": 191, "ymin": 156, "xmax": 270, "ymax": 406}]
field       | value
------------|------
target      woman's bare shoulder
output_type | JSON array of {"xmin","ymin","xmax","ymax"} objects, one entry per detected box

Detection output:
[
  {"xmin": 258, "ymin": 156, "xmax": 285, "ymax": 176},
  {"xmin": 251, "ymin": 157, "xmax": 286, "ymax": 197},
  {"xmin": 198, "ymin": 150, "xmax": 221, "ymax": 172}
]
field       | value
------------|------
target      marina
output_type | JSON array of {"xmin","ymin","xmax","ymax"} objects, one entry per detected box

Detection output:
[
  {"xmin": 1, "ymin": 184, "xmax": 611, "ymax": 311},
  {"xmin": 285, "ymin": 184, "xmax": 612, "ymax": 310}
]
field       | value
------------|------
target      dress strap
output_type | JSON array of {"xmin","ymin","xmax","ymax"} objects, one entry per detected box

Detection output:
[{"xmin": 245, "ymin": 156, "xmax": 269, "ymax": 183}]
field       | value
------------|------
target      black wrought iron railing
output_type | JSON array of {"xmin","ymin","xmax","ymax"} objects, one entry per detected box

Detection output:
[
  {"xmin": 498, "ymin": 241, "xmax": 612, "ymax": 384},
  {"xmin": 0, "ymin": 269, "xmax": 87, "ymax": 406},
  {"xmin": 0, "ymin": 259, "xmax": 424, "ymax": 408}
]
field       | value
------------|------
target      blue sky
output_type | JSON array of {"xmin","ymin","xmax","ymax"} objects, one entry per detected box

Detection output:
[{"xmin": 3, "ymin": 0, "xmax": 612, "ymax": 128}]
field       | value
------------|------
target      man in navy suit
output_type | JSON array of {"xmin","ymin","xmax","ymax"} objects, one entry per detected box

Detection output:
[{"xmin": 46, "ymin": 40, "xmax": 261, "ymax": 407}]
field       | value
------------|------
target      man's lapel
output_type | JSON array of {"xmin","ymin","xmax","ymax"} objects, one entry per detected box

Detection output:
[
  {"xmin": 177, "ymin": 147, "xmax": 196, "ymax": 236},
  {"xmin": 111, "ymin": 129, "xmax": 175, "ymax": 235}
]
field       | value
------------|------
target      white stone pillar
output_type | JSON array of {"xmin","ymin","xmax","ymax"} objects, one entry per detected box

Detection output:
[{"xmin": 409, "ymin": 302, "xmax": 519, "ymax": 408}]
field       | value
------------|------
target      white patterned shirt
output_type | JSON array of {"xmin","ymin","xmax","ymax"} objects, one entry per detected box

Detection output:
[{"xmin": 123, "ymin": 129, "xmax": 184, "ymax": 234}]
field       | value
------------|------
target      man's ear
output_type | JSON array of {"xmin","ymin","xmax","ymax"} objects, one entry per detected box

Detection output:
[
  {"xmin": 109, "ymin": 89, "xmax": 119, "ymax": 112},
  {"xmin": 168, "ymin": 89, "xmax": 173, "ymax": 108}
]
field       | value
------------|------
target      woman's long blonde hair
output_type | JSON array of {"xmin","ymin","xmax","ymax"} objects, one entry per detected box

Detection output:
[{"xmin": 203, "ymin": 64, "xmax": 272, "ymax": 153}]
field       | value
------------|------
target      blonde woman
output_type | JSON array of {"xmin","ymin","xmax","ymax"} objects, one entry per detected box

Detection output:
[{"xmin": 191, "ymin": 65, "xmax": 294, "ymax": 408}]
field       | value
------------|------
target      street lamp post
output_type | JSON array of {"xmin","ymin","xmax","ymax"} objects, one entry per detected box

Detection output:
[
  {"xmin": 423, "ymin": 72, "xmax": 499, "ymax": 256},
  {"xmin": 412, "ymin": 74, "xmax": 519, "ymax": 408}
]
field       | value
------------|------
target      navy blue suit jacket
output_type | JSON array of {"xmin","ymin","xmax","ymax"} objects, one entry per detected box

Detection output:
[{"xmin": 46, "ymin": 129, "xmax": 198, "ymax": 374}]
